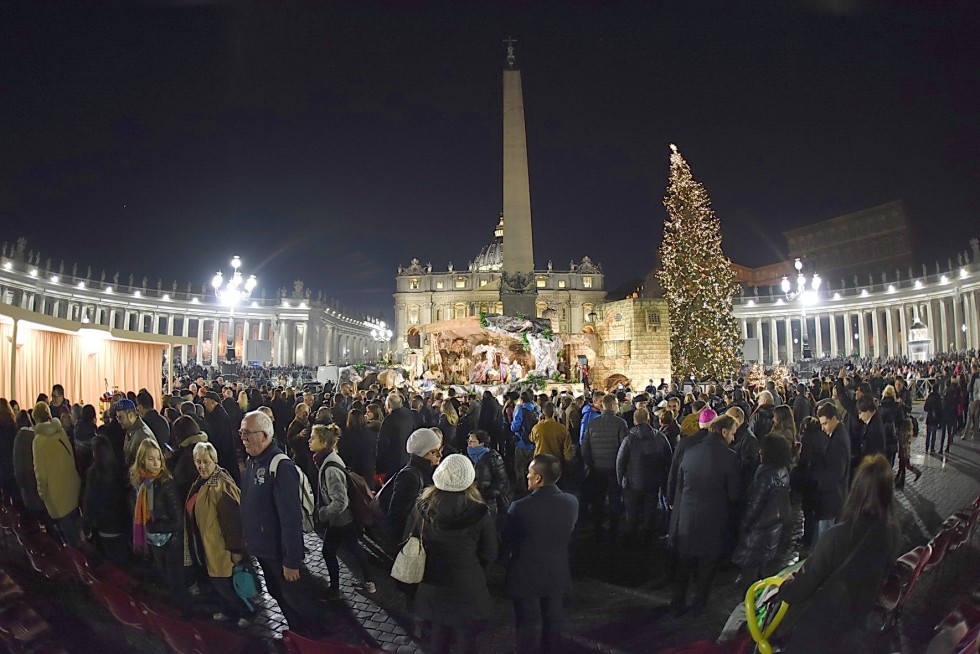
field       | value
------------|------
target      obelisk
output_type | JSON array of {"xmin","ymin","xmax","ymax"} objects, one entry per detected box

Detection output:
[{"xmin": 500, "ymin": 38, "xmax": 538, "ymax": 317}]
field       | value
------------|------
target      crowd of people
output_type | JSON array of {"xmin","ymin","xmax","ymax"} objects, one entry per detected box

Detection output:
[{"xmin": 0, "ymin": 349, "xmax": 976, "ymax": 652}]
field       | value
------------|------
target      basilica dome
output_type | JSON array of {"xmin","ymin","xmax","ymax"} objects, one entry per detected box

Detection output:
[{"xmin": 473, "ymin": 213, "xmax": 504, "ymax": 272}]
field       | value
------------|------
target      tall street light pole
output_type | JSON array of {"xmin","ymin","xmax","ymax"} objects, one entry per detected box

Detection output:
[
  {"xmin": 212, "ymin": 255, "xmax": 257, "ymax": 363},
  {"xmin": 781, "ymin": 258, "xmax": 821, "ymax": 362}
]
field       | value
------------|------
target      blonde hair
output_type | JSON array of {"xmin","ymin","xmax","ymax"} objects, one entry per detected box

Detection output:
[
  {"xmin": 32, "ymin": 401, "xmax": 52, "ymax": 424},
  {"xmin": 882, "ymin": 385, "xmax": 897, "ymax": 400},
  {"xmin": 312, "ymin": 423, "xmax": 340, "ymax": 451},
  {"xmin": 192, "ymin": 441, "xmax": 218, "ymax": 465},
  {"xmin": 129, "ymin": 438, "xmax": 170, "ymax": 487},
  {"xmin": 441, "ymin": 400, "xmax": 459, "ymax": 426},
  {"xmin": 238, "ymin": 392, "xmax": 249, "ymax": 412},
  {"xmin": 634, "ymin": 407, "xmax": 650, "ymax": 424}
]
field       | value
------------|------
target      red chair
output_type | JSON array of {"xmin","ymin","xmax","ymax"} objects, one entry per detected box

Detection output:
[
  {"xmin": 937, "ymin": 602, "xmax": 980, "ymax": 631},
  {"xmin": 877, "ymin": 543, "xmax": 932, "ymax": 627},
  {"xmin": 924, "ymin": 529, "xmax": 955, "ymax": 573},
  {"xmin": 0, "ymin": 602, "xmax": 50, "ymax": 645},
  {"xmin": 90, "ymin": 579, "xmax": 151, "ymax": 632},
  {"xmin": 283, "ymin": 629, "xmax": 388, "ymax": 653},
  {"xmin": 65, "ymin": 546, "xmax": 137, "ymax": 590}
]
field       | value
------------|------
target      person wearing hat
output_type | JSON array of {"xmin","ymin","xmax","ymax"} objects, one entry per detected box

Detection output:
[
  {"xmin": 382, "ymin": 428, "xmax": 442, "ymax": 547},
  {"xmin": 622, "ymin": 393, "xmax": 650, "ymax": 428},
  {"xmin": 116, "ymin": 398, "xmax": 157, "ymax": 469},
  {"xmin": 408, "ymin": 453, "xmax": 497, "ymax": 653},
  {"xmin": 665, "ymin": 408, "xmax": 718, "ymax": 524},
  {"xmin": 202, "ymin": 391, "xmax": 240, "ymax": 484}
]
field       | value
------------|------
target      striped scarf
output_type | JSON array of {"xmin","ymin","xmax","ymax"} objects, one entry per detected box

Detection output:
[{"xmin": 133, "ymin": 468, "xmax": 162, "ymax": 553}]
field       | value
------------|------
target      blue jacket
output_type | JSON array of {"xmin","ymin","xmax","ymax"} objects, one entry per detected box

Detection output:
[
  {"xmin": 579, "ymin": 403, "xmax": 601, "ymax": 445},
  {"xmin": 241, "ymin": 444, "xmax": 305, "ymax": 570},
  {"xmin": 510, "ymin": 404, "xmax": 540, "ymax": 451}
]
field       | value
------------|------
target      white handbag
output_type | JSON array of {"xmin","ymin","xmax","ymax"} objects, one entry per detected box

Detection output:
[{"xmin": 391, "ymin": 520, "xmax": 426, "ymax": 584}]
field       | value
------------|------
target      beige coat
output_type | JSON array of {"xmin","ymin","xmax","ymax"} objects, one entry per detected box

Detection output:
[
  {"xmin": 188, "ymin": 469, "xmax": 245, "ymax": 578},
  {"xmin": 32, "ymin": 421, "xmax": 81, "ymax": 520}
]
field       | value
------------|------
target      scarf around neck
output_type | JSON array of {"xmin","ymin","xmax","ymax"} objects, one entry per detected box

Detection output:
[
  {"xmin": 133, "ymin": 468, "xmax": 163, "ymax": 553},
  {"xmin": 467, "ymin": 445, "xmax": 490, "ymax": 465}
]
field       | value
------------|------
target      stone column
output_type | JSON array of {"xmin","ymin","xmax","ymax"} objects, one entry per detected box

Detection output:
[
  {"xmin": 782, "ymin": 317, "xmax": 792, "ymax": 363},
  {"xmin": 302, "ymin": 322, "xmax": 311, "ymax": 366},
  {"xmin": 754, "ymin": 319, "xmax": 763, "ymax": 348},
  {"xmin": 870, "ymin": 309, "xmax": 881, "ymax": 358},
  {"xmin": 939, "ymin": 298, "xmax": 948, "ymax": 353},
  {"xmin": 769, "ymin": 317, "xmax": 778, "ymax": 365},
  {"xmin": 858, "ymin": 310, "xmax": 868, "ymax": 358},
  {"xmin": 885, "ymin": 308, "xmax": 895, "ymax": 357},
  {"xmin": 242, "ymin": 319, "xmax": 250, "ymax": 363},
  {"xmin": 899, "ymin": 305, "xmax": 908, "ymax": 357},
  {"xmin": 969, "ymin": 291, "xmax": 979, "ymax": 350},
  {"xmin": 953, "ymin": 293, "xmax": 964, "ymax": 351},
  {"xmin": 814, "ymin": 314, "xmax": 823, "ymax": 358},
  {"xmin": 196, "ymin": 318, "xmax": 204, "ymax": 364},
  {"xmin": 740, "ymin": 319, "xmax": 748, "ymax": 340},
  {"xmin": 829, "ymin": 313, "xmax": 838, "ymax": 357},
  {"xmin": 924, "ymin": 301, "xmax": 935, "ymax": 355}
]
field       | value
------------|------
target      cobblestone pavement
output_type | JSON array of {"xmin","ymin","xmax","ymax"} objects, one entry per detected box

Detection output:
[{"xmin": 1, "ymin": 403, "xmax": 976, "ymax": 653}]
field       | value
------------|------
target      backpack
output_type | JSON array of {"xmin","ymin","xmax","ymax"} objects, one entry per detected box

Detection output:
[
  {"xmin": 518, "ymin": 405, "xmax": 539, "ymax": 442},
  {"xmin": 270, "ymin": 454, "xmax": 316, "ymax": 533},
  {"xmin": 323, "ymin": 461, "xmax": 383, "ymax": 527}
]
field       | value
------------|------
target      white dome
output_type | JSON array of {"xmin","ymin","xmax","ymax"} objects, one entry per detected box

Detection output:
[{"xmin": 473, "ymin": 214, "xmax": 504, "ymax": 272}]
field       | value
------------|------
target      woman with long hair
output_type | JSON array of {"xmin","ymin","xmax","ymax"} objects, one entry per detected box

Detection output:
[
  {"xmin": 775, "ymin": 455, "xmax": 900, "ymax": 652},
  {"xmin": 0, "ymin": 399, "xmax": 21, "ymax": 506},
  {"xmin": 340, "ymin": 409, "xmax": 378, "ymax": 490},
  {"xmin": 131, "ymin": 439, "xmax": 190, "ymax": 613},
  {"xmin": 438, "ymin": 400, "xmax": 459, "ymax": 452},
  {"xmin": 409, "ymin": 454, "xmax": 497, "ymax": 653},
  {"xmin": 73, "ymin": 404, "xmax": 98, "ymax": 480},
  {"xmin": 185, "ymin": 442, "xmax": 253, "ymax": 626},
  {"xmin": 83, "ymin": 435, "xmax": 130, "ymax": 564}
]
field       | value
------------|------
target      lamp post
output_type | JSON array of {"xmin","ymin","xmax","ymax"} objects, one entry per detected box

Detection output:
[
  {"xmin": 781, "ymin": 258, "xmax": 821, "ymax": 361},
  {"xmin": 370, "ymin": 321, "xmax": 393, "ymax": 362},
  {"xmin": 211, "ymin": 256, "xmax": 257, "ymax": 363}
]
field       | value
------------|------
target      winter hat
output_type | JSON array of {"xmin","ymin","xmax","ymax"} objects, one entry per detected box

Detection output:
[
  {"xmin": 432, "ymin": 454, "xmax": 476, "ymax": 493},
  {"xmin": 114, "ymin": 399, "xmax": 136, "ymax": 412},
  {"xmin": 698, "ymin": 408, "xmax": 717, "ymax": 426},
  {"xmin": 406, "ymin": 428, "xmax": 442, "ymax": 457}
]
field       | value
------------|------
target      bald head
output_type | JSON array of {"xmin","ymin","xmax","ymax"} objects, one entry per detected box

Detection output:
[{"xmin": 725, "ymin": 406, "xmax": 745, "ymax": 427}]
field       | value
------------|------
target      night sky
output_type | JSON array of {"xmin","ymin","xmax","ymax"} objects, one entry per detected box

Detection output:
[{"xmin": 3, "ymin": 1, "xmax": 979, "ymax": 318}]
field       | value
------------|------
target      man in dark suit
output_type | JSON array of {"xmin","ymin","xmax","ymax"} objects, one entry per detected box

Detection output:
[
  {"xmin": 375, "ymin": 393, "xmax": 417, "ymax": 478},
  {"xmin": 814, "ymin": 402, "xmax": 851, "ymax": 543},
  {"xmin": 502, "ymin": 454, "xmax": 579, "ymax": 654},
  {"xmin": 202, "ymin": 391, "xmax": 241, "ymax": 483}
]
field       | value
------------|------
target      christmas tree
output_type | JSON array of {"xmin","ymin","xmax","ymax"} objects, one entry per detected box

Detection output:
[{"xmin": 657, "ymin": 144, "xmax": 742, "ymax": 380}]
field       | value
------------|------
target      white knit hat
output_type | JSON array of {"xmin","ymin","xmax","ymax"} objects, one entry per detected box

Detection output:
[
  {"xmin": 406, "ymin": 428, "xmax": 442, "ymax": 457},
  {"xmin": 432, "ymin": 453, "xmax": 475, "ymax": 492}
]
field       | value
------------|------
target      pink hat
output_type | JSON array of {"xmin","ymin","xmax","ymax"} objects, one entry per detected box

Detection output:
[{"xmin": 698, "ymin": 408, "xmax": 718, "ymax": 426}]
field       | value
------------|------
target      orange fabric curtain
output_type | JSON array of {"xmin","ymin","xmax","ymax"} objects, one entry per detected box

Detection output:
[{"xmin": 0, "ymin": 323, "xmax": 163, "ymax": 410}]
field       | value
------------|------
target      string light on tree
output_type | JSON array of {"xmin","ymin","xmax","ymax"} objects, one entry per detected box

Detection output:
[{"xmin": 656, "ymin": 144, "xmax": 742, "ymax": 380}]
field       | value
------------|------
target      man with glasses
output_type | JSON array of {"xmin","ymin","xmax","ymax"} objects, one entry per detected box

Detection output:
[
  {"xmin": 49, "ymin": 384, "xmax": 71, "ymax": 421},
  {"xmin": 115, "ymin": 399, "xmax": 156, "ymax": 467},
  {"xmin": 239, "ymin": 410, "xmax": 324, "ymax": 638}
]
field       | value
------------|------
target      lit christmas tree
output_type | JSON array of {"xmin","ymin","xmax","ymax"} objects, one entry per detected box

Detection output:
[{"xmin": 657, "ymin": 144, "xmax": 742, "ymax": 380}]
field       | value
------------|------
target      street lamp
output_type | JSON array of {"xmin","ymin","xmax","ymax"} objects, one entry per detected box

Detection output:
[
  {"xmin": 370, "ymin": 321, "xmax": 394, "ymax": 364},
  {"xmin": 781, "ymin": 258, "xmax": 821, "ymax": 361},
  {"xmin": 211, "ymin": 255, "xmax": 257, "ymax": 363}
]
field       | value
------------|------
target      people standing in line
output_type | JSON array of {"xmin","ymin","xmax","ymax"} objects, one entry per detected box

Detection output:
[
  {"xmin": 670, "ymin": 414, "xmax": 741, "ymax": 615},
  {"xmin": 877, "ymin": 385, "xmax": 904, "ymax": 466},
  {"xmin": 136, "ymin": 390, "xmax": 171, "ymax": 449},
  {"xmin": 528, "ymin": 401, "xmax": 574, "ymax": 470},
  {"xmin": 339, "ymin": 409, "xmax": 379, "ymax": 491},
  {"xmin": 116, "ymin": 399, "xmax": 157, "ymax": 469},
  {"xmin": 202, "ymin": 392, "xmax": 241, "ymax": 483},
  {"xmin": 924, "ymin": 382, "xmax": 943, "ymax": 453},
  {"xmin": 941, "ymin": 381, "xmax": 960, "ymax": 453},
  {"xmin": 382, "ymin": 428, "xmax": 442, "ymax": 549},
  {"xmin": 239, "ymin": 410, "xmax": 324, "ymax": 638},
  {"xmin": 502, "ymin": 454, "xmax": 579, "ymax": 654},
  {"xmin": 376, "ymin": 393, "xmax": 418, "ymax": 481},
  {"xmin": 169, "ymin": 416, "xmax": 209, "ymax": 502},
  {"xmin": 616, "ymin": 407, "xmax": 672, "ymax": 543},
  {"xmin": 438, "ymin": 400, "xmax": 459, "ymax": 453},
  {"xmin": 795, "ymin": 417, "xmax": 825, "ymax": 550},
  {"xmin": 184, "ymin": 442, "xmax": 255, "ymax": 626},
  {"xmin": 581, "ymin": 394, "xmax": 629, "ymax": 540},
  {"xmin": 13, "ymin": 411, "xmax": 45, "ymax": 522},
  {"xmin": 131, "ymin": 438, "xmax": 190, "ymax": 614},
  {"xmin": 311, "ymin": 424, "xmax": 375, "ymax": 598},
  {"xmin": 32, "ymin": 402, "xmax": 82, "ymax": 547},
  {"xmin": 812, "ymin": 402, "xmax": 852, "ymax": 543},
  {"xmin": 0, "ymin": 399, "xmax": 21, "ymax": 507},
  {"xmin": 408, "ymin": 454, "xmax": 497, "ymax": 654}
]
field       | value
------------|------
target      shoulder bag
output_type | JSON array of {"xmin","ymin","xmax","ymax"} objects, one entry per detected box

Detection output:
[{"xmin": 390, "ymin": 516, "xmax": 426, "ymax": 584}]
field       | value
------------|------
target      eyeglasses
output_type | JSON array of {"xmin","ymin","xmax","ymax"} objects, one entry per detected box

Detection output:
[{"xmin": 239, "ymin": 429, "xmax": 264, "ymax": 437}]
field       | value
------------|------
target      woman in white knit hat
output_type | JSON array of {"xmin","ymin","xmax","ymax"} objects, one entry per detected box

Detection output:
[{"xmin": 407, "ymin": 453, "xmax": 497, "ymax": 654}]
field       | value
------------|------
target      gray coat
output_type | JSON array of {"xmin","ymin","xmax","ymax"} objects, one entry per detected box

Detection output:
[
  {"xmin": 671, "ymin": 433, "xmax": 741, "ymax": 560},
  {"xmin": 582, "ymin": 411, "xmax": 629, "ymax": 475}
]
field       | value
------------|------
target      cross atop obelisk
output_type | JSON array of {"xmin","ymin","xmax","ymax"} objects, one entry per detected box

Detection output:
[{"xmin": 499, "ymin": 38, "xmax": 537, "ymax": 317}]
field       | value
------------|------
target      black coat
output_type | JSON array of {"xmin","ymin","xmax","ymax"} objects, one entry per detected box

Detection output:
[
  {"xmin": 338, "ymin": 427, "xmax": 378, "ymax": 490},
  {"xmin": 477, "ymin": 396, "xmax": 504, "ymax": 443},
  {"xmin": 383, "ymin": 455, "xmax": 434, "ymax": 542},
  {"xmin": 671, "ymin": 433, "xmax": 741, "ymax": 560},
  {"xmin": 376, "ymin": 407, "xmax": 417, "ymax": 477},
  {"xmin": 861, "ymin": 411, "xmax": 887, "ymax": 458},
  {"xmin": 470, "ymin": 449, "xmax": 510, "ymax": 514},
  {"xmin": 813, "ymin": 424, "xmax": 850, "ymax": 520},
  {"xmin": 732, "ymin": 464, "xmax": 790, "ymax": 568},
  {"xmin": 205, "ymin": 406, "xmax": 240, "ymax": 483},
  {"xmin": 146, "ymin": 476, "xmax": 183, "ymax": 536},
  {"xmin": 732, "ymin": 424, "xmax": 760, "ymax": 491},
  {"xmin": 748, "ymin": 404, "xmax": 775, "ymax": 440},
  {"xmin": 877, "ymin": 397, "xmax": 903, "ymax": 457},
  {"xmin": 666, "ymin": 429, "xmax": 707, "ymax": 508},
  {"xmin": 616, "ymin": 424, "xmax": 672, "ymax": 494},
  {"xmin": 83, "ymin": 468, "xmax": 129, "ymax": 534},
  {"xmin": 142, "ymin": 409, "xmax": 172, "ymax": 449},
  {"xmin": 412, "ymin": 493, "xmax": 497, "ymax": 623},
  {"xmin": 777, "ymin": 519, "xmax": 900, "ymax": 653},
  {"xmin": 171, "ymin": 433, "xmax": 208, "ymax": 502},
  {"xmin": 502, "ymin": 485, "xmax": 579, "ymax": 598}
]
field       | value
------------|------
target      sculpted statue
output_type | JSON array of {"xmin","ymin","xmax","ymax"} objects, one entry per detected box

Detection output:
[
  {"xmin": 293, "ymin": 280, "xmax": 304, "ymax": 298},
  {"xmin": 113, "ymin": 272, "xmax": 119, "ymax": 285},
  {"xmin": 157, "ymin": 279, "xmax": 162, "ymax": 291},
  {"xmin": 15, "ymin": 238, "xmax": 26, "ymax": 259},
  {"xmin": 128, "ymin": 274, "xmax": 134, "ymax": 287},
  {"xmin": 45, "ymin": 257, "xmax": 51, "ymax": 272},
  {"xmin": 172, "ymin": 281, "xmax": 178, "ymax": 292},
  {"xmin": 59, "ymin": 261, "xmax": 64, "ymax": 274},
  {"xmin": 448, "ymin": 262, "xmax": 453, "ymax": 272},
  {"xmin": 142, "ymin": 276, "xmax": 147, "ymax": 289},
  {"xmin": 527, "ymin": 333, "xmax": 563, "ymax": 378}
]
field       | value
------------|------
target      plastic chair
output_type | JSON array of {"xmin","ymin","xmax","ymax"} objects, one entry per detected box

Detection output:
[
  {"xmin": 65, "ymin": 546, "xmax": 137, "ymax": 590},
  {"xmin": 0, "ymin": 602, "xmax": 50, "ymax": 645},
  {"xmin": 90, "ymin": 579, "xmax": 150, "ymax": 632},
  {"xmin": 283, "ymin": 629, "xmax": 388, "ymax": 653},
  {"xmin": 145, "ymin": 608, "xmax": 249, "ymax": 654},
  {"xmin": 0, "ymin": 571, "xmax": 24, "ymax": 605},
  {"xmin": 877, "ymin": 543, "xmax": 932, "ymax": 627},
  {"xmin": 925, "ymin": 529, "xmax": 955, "ymax": 573}
]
